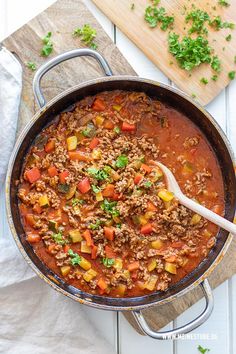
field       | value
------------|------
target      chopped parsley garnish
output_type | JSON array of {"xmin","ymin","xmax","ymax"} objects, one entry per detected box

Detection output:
[
  {"xmin": 91, "ymin": 184, "xmax": 101, "ymax": 193},
  {"xmin": 89, "ymin": 219, "xmax": 102, "ymax": 230},
  {"xmin": 168, "ymin": 33, "xmax": 212, "ymax": 71},
  {"xmin": 87, "ymin": 167, "xmax": 109, "ymax": 181},
  {"xmin": 101, "ymin": 199, "xmax": 120, "ymax": 216},
  {"xmin": 197, "ymin": 345, "xmax": 210, "ymax": 354},
  {"xmin": 218, "ymin": 0, "xmax": 230, "ymax": 6},
  {"xmin": 102, "ymin": 257, "xmax": 115, "ymax": 268},
  {"xmin": 27, "ymin": 62, "xmax": 37, "ymax": 71},
  {"xmin": 114, "ymin": 126, "xmax": 121, "ymax": 134},
  {"xmin": 73, "ymin": 24, "xmax": 98, "ymax": 49},
  {"xmin": 209, "ymin": 16, "xmax": 234, "ymax": 30},
  {"xmin": 131, "ymin": 3, "xmax": 135, "ymax": 10},
  {"xmin": 68, "ymin": 249, "xmax": 81, "ymax": 266},
  {"xmin": 211, "ymin": 74, "xmax": 218, "ymax": 81},
  {"xmin": 191, "ymin": 93, "xmax": 197, "ymax": 98},
  {"xmin": 52, "ymin": 231, "xmax": 67, "ymax": 245},
  {"xmin": 144, "ymin": 180, "xmax": 153, "ymax": 188},
  {"xmin": 211, "ymin": 55, "xmax": 221, "ymax": 73},
  {"xmin": 115, "ymin": 155, "xmax": 129, "ymax": 168},
  {"xmin": 116, "ymin": 223, "xmax": 122, "ymax": 229},
  {"xmin": 144, "ymin": 5, "xmax": 174, "ymax": 31},
  {"xmin": 81, "ymin": 123, "xmax": 96, "ymax": 138},
  {"xmin": 72, "ymin": 198, "xmax": 84, "ymax": 207},
  {"xmin": 41, "ymin": 32, "xmax": 53, "ymax": 57},
  {"xmin": 200, "ymin": 77, "xmax": 208, "ymax": 84},
  {"xmin": 185, "ymin": 9, "xmax": 209, "ymax": 35},
  {"xmin": 228, "ymin": 70, "xmax": 236, "ymax": 80},
  {"xmin": 226, "ymin": 34, "xmax": 232, "ymax": 41}
]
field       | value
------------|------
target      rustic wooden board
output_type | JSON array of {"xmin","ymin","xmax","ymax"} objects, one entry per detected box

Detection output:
[
  {"xmin": 92, "ymin": 0, "xmax": 236, "ymax": 106},
  {"xmin": 3, "ymin": 0, "xmax": 135, "ymax": 133},
  {"xmin": 3, "ymin": 0, "xmax": 236, "ymax": 335}
]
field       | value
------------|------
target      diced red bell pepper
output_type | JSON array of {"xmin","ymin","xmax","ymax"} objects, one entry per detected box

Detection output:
[
  {"xmin": 78, "ymin": 177, "xmax": 91, "ymax": 194},
  {"xmin": 102, "ymin": 184, "xmax": 115, "ymax": 198},
  {"xmin": 64, "ymin": 244, "xmax": 70, "ymax": 253},
  {"xmin": 103, "ymin": 120, "xmax": 114, "ymax": 130},
  {"xmin": 48, "ymin": 166, "xmax": 58, "ymax": 177},
  {"xmin": 92, "ymin": 98, "xmax": 106, "ymax": 112},
  {"xmin": 147, "ymin": 201, "xmax": 157, "ymax": 212},
  {"xmin": 97, "ymin": 278, "xmax": 108, "ymax": 290},
  {"xmin": 26, "ymin": 233, "xmax": 41, "ymax": 243},
  {"xmin": 25, "ymin": 214, "xmax": 35, "ymax": 227},
  {"xmin": 127, "ymin": 261, "xmax": 140, "ymax": 272},
  {"xmin": 140, "ymin": 164, "xmax": 152, "ymax": 174},
  {"xmin": 68, "ymin": 151, "xmax": 91, "ymax": 161},
  {"xmin": 45, "ymin": 140, "xmax": 55, "ymax": 153},
  {"xmin": 91, "ymin": 245, "xmax": 98, "ymax": 259},
  {"xmin": 112, "ymin": 193, "xmax": 122, "ymax": 201},
  {"xmin": 59, "ymin": 170, "xmax": 69, "ymax": 184},
  {"xmin": 83, "ymin": 230, "xmax": 94, "ymax": 247},
  {"xmin": 134, "ymin": 174, "xmax": 143, "ymax": 185},
  {"xmin": 25, "ymin": 167, "xmax": 41, "ymax": 183},
  {"xmin": 140, "ymin": 223, "xmax": 153, "ymax": 235},
  {"xmin": 105, "ymin": 245, "xmax": 117, "ymax": 258},
  {"xmin": 121, "ymin": 122, "xmax": 136, "ymax": 132},
  {"xmin": 104, "ymin": 226, "xmax": 115, "ymax": 241},
  {"xmin": 89, "ymin": 137, "xmax": 100, "ymax": 150}
]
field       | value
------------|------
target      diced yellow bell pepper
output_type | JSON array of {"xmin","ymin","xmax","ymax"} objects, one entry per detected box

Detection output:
[
  {"xmin": 113, "ymin": 215, "xmax": 121, "ymax": 223},
  {"xmin": 79, "ymin": 257, "xmax": 91, "ymax": 270},
  {"xmin": 116, "ymin": 284, "xmax": 126, "ymax": 296},
  {"xmin": 147, "ymin": 259, "xmax": 157, "ymax": 272},
  {"xmin": 139, "ymin": 215, "xmax": 148, "ymax": 226},
  {"xmin": 190, "ymin": 213, "xmax": 201, "ymax": 225},
  {"xmin": 95, "ymin": 191, "xmax": 104, "ymax": 201},
  {"xmin": 65, "ymin": 185, "xmax": 77, "ymax": 200},
  {"xmin": 92, "ymin": 149, "xmax": 102, "ymax": 160},
  {"xmin": 67, "ymin": 136, "xmax": 77, "ymax": 151},
  {"xmin": 202, "ymin": 229, "xmax": 212, "ymax": 238},
  {"xmin": 60, "ymin": 265, "xmax": 71, "ymax": 276},
  {"xmin": 144, "ymin": 211, "xmax": 155, "ymax": 220},
  {"xmin": 123, "ymin": 270, "xmax": 130, "ymax": 279},
  {"xmin": 69, "ymin": 229, "xmax": 82, "ymax": 243},
  {"xmin": 151, "ymin": 239, "xmax": 163, "ymax": 249},
  {"xmin": 95, "ymin": 115, "xmax": 104, "ymax": 126},
  {"xmin": 150, "ymin": 167, "xmax": 163, "ymax": 182},
  {"xmin": 145, "ymin": 275, "xmax": 158, "ymax": 291},
  {"xmin": 110, "ymin": 169, "xmax": 120, "ymax": 181},
  {"xmin": 182, "ymin": 162, "xmax": 194, "ymax": 175},
  {"xmin": 83, "ymin": 268, "xmax": 97, "ymax": 282},
  {"xmin": 114, "ymin": 258, "xmax": 123, "ymax": 270},
  {"xmin": 104, "ymin": 219, "xmax": 114, "ymax": 227},
  {"xmin": 158, "ymin": 189, "xmax": 174, "ymax": 202},
  {"xmin": 112, "ymin": 105, "xmax": 122, "ymax": 112},
  {"xmin": 137, "ymin": 281, "xmax": 146, "ymax": 290},
  {"xmin": 39, "ymin": 195, "xmax": 49, "ymax": 207},
  {"xmin": 165, "ymin": 262, "xmax": 177, "ymax": 274},
  {"xmin": 81, "ymin": 240, "xmax": 92, "ymax": 254}
]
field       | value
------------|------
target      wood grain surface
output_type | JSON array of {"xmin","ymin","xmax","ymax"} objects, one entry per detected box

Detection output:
[
  {"xmin": 92, "ymin": 0, "xmax": 236, "ymax": 106},
  {"xmin": 3, "ymin": 0, "xmax": 236, "ymax": 335}
]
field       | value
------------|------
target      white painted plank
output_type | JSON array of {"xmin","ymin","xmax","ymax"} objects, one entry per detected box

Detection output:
[
  {"xmin": 175, "ymin": 282, "xmax": 230, "ymax": 354},
  {"xmin": 119, "ymin": 312, "xmax": 173, "ymax": 354},
  {"xmin": 227, "ymin": 80, "xmax": 236, "ymax": 153},
  {"xmin": 230, "ymin": 275, "xmax": 236, "ymax": 354},
  {"xmin": 0, "ymin": 0, "xmax": 7, "ymax": 40},
  {"xmin": 4, "ymin": 0, "xmax": 55, "ymax": 38},
  {"xmin": 84, "ymin": 0, "xmax": 114, "ymax": 40},
  {"xmin": 206, "ymin": 90, "xmax": 226, "ymax": 132}
]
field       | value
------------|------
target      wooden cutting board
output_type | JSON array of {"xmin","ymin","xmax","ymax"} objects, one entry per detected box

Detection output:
[
  {"xmin": 3, "ymin": 0, "xmax": 236, "ymax": 335},
  {"xmin": 92, "ymin": 0, "xmax": 236, "ymax": 106}
]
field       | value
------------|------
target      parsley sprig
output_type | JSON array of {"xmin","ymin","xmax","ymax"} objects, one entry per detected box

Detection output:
[
  {"xmin": 41, "ymin": 32, "xmax": 53, "ymax": 57},
  {"xmin": 73, "ymin": 24, "xmax": 98, "ymax": 50},
  {"xmin": 101, "ymin": 199, "xmax": 120, "ymax": 217},
  {"xmin": 68, "ymin": 249, "xmax": 81, "ymax": 266},
  {"xmin": 102, "ymin": 257, "xmax": 115, "ymax": 268},
  {"xmin": 144, "ymin": 5, "xmax": 174, "ymax": 31}
]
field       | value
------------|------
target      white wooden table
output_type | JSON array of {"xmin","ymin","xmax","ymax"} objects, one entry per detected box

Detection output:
[{"xmin": 0, "ymin": 1, "xmax": 236, "ymax": 353}]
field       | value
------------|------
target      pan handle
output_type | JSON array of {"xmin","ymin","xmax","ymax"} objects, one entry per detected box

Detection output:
[
  {"xmin": 33, "ymin": 48, "xmax": 113, "ymax": 108},
  {"xmin": 132, "ymin": 279, "xmax": 213, "ymax": 340}
]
